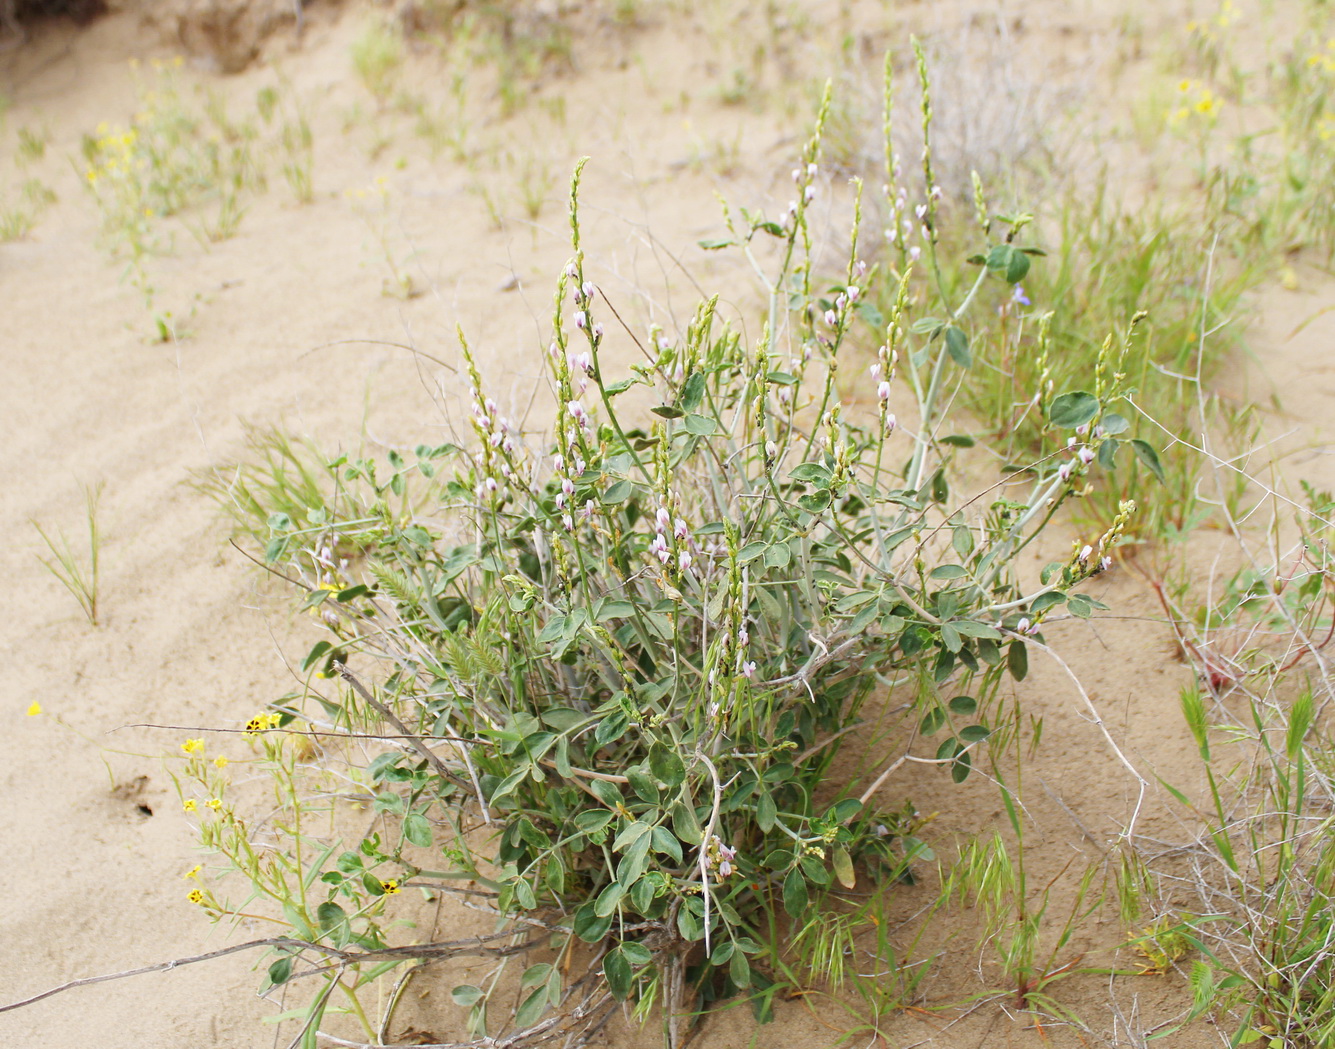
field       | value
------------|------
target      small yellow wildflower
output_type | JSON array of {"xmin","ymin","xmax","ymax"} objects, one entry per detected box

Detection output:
[
  {"xmin": 205, "ymin": 798, "xmax": 223, "ymax": 811},
  {"xmin": 380, "ymin": 878, "xmax": 402, "ymax": 895},
  {"xmin": 187, "ymin": 888, "xmax": 204, "ymax": 905},
  {"xmin": 183, "ymin": 799, "xmax": 198, "ymax": 812},
  {"xmin": 181, "ymin": 738, "xmax": 205, "ymax": 755},
  {"xmin": 183, "ymin": 865, "xmax": 202, "ymax": 879},
  {"xmin": 213, "ymin": 755, "xmax": 229, "ymax": 769},
  {"xmin": 26, "ymin": 702, "xmax": 42, "ymax": 716}
]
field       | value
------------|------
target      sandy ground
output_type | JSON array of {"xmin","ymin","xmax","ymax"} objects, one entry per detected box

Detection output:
[{"xmin": 1, "ymin": 1, "xmax": 1333, "ymax": 1046}]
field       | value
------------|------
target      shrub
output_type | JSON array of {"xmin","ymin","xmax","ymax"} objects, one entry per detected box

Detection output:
[{"xmin": 188, "ymin": 57, "xmax": 1155, "ymax": 1048}]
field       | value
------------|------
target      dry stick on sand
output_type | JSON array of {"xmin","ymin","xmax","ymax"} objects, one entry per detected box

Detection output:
[{"xmin": 0, "ymin": 931, "xmax": 545, "ymax": 1016}]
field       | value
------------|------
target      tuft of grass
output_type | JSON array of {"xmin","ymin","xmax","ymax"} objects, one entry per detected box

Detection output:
[
  {"xmin": 32, "ymin": 482, "xmax": 103, "ymax": 626},
  {"xmin": 350, "ymin": 19, "xmax": 404, "ymax": 110}
]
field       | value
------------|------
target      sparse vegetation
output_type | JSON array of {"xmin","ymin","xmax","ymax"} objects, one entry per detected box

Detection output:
[{"xmin": 6, "ymin": 3, "xmax": 1335, "ymax": 1049}]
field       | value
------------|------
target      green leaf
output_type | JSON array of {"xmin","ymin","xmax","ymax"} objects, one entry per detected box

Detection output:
[
  {"xmin": 1049, "ymin": 391, "xmax": 1099, "ymax": 428},
  {"xmin": 604, "ymin": 946, "xmax": 634, "ymax": 999},
  {"xmin": 594, "ymin": 880, "xmax": 627, "ymax": 918},
  {"xmin": 515, "ymin": 986, "xmax": 548, "ymax": 1029},
  {"xmin": 684, "ymin": 413, "xmax": 719, "ymax": 436},
  {"xmin": 1030, "ymin": 591, "xmax": 1066, "ymax": 613},
  {"xmin": 680, "ymin": 371, "xmax": 706, "ymax": 412},
  {"xmin": 1130, "ymin": 439, "xmax": 1165, "ymax": 482},
  {"xmin": 985, "ymin": 243, "xmax": 1031, "ymax": 283},
  {"xmin": 949, "ymin": 695, "xmax": 977, "ymax": 715},
  {"xmin": 737, "ymin": 541, "xmax": 767, "ymax": 565},
  {"xmin": 789, "ymin": 463, "xmax": 833, "ymax": 486},
  {"xmin": 589, "ymin": 779, "xmax": 623, "ymax": 808},
  {"xmin": 730, "ymin": 949, "xmax": 752, "ymax": 988},
  {"xmin": 756, "ymin": 791, "xmax": 777, "ymax": 832},
  {"xmin": 651, "ymin": 825, "xmax": 683, "ymax": 863},
  {"xmin": 649, "ymin": 743, "xmax": 686, "ymax": 787},
  {"xmin": 1101, "ymin": 412, "xmax": 1130, "ymax": 435},
  {"xmin": 626, "ymin": 768, "xmax": 660, "ymax": 805},
  {"xmin": 489, "ymin": 765, "xmax": 532, "ymax": 803},
  {"xmin": 402, "ymin": 812, "xmax": 432, "ymax": 848},
  {"xmin": 573, "ymin": 901, "xmax": 614, "ymax": 943},
  {"xmin": 602, "ymin": 479, "xmax": 634, "ymax": 504},
  {"xmin": 764, "ymin": 543, "xmax": 792, "ymax": 570},
  {"xmin": 945, "ymin": 325, "xmax": 971, "ymax": 367},
  {"xmin": 301, "ymin": 641, "xmax": 333, "ymax": 673},
  {"xmin": 920, "ymin": 707, "xmax": 946, "ymax": 735},
  {"xmin": 651, "ymin": 405, "xmax": 685, "ymax": 419},
  {"xmin": 929, "ymin": 564, "xmax": 968, "ymax": 580},
  {"xmin": 939, "ymin": 622, "xmax": 962, "ymax": 653},
  {"xmin": 959, "ymin": 724, "xmax": 991, "ymax": 743},
  {"xmin": 268, "ymin": 956, "xmax": 293, "ymax": 986},
  {"xmin": 451, "ymin": 984, "xmax": 483, "ymax": 1007},
  {"xmin": 831, "ymin": 846, "xmax": 855, "ymax": 889},
  {"xmin": 621, "ymin": 941, "xmax": 653, "ymax": 966},
  {"xmin": 1067, "ymin": 593, "xmax": 1094, "ymax": 619},
  {"xmin": 698, "ymin": 237, "xmax": 732, "ymax": 250},
  {"xmin": 612, "ymin": 819, "xmax": 653, "ymax": 853},
  {"xmin": 782, "ymin": 868, "xmax": 808, "ymax": 918},
  {"xmin": 951, "ymin": 749, "xmax": 973, "ymax": 783},
  {"xmin": 574, "ymin": 810, "xmax": 615, "ymax": 834},
  {"xmin": 1098, "ymin": 438, "xmax": 1120, "ymax": 469},
  {"xmin": 797, "ymin": 490, "xmax": 832, "ymax": 514},
  {"xmin": 1007, "ymin": 641, "xmax": 1028, "ymax": 681}
]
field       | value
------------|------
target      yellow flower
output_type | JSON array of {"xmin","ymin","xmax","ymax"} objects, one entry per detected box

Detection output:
[
  {"xmin": 1178, "ymin": 79, "xmax": 1193, "ymax": 93},
  {"xmin": 182, "ymin": 738, "xmax": 205, "ymax": 755},
  {"xmin": 187, "ymin": 888, "xmax": 204, "ymax": 904},
  {"xmin": 183, "ymin": 799, "xmax": 198, "ymax": 812},
  {"xmin": 26, "ymin": 702, "xmax": 42, "ymax": 716},
  {"xmin": 205, "ymin": 798, "xmax": 223, "ymax": 811},
  {"xmin": 380, "ymin": 878, "xmax": 402, "ymax": 895},
  {"xmin": 184, "ymin": 865, "xmax": 202, "ymax": 879},
  {"xmin": 213, "ymin": 755, "xmax": 229, "ymax": 769}
]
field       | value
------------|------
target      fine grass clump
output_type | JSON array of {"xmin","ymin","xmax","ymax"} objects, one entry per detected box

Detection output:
[
  {"xmin": 187, "ymin": 66, "xmax": 1159, "ymax": 1049},
  {"xmin": 32, "ymin": 481, "xmax": 103, "ymax": 626}
]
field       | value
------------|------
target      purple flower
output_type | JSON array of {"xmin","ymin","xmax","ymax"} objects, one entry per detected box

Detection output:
[
  {"xmin": 1012, "ymin": 285, "xmax": 1031, "ymax": 307},
  {"xmin": 878, "ymin": 380, "xmax": 891, "ymax": 402}
]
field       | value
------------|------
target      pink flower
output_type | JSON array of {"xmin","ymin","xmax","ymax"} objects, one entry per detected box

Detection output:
[{"xmin": 741, "ymin": 660, "xmax": 756, "ymax": 678}]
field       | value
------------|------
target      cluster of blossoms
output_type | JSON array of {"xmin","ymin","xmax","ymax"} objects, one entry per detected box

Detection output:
[
  {"xmin": 468, "ymin": 389, "xmax": 525, "ymax": 502},
  {"xmin": 1168, "ymin": 79, "xmax": 1223, "ymax": 125},
  {"xmin": 882, "ymin": 169, "xmax": 941, "ymax": 265},
  {"xmin": 706, "ymin": 834, "xmax": 739, "ymax": 878},
  {"xmin": 243, "ymin": 711, "xmax": 283, "ymax": 738},
  {"xmin": 551, "ymin": 452, "xmax": 594, "ymax": 532},
  {"xmin": 646, "ymin": 504, "xmax": 695, "ymax": 575},
  {"xmin": 784, "ymin": 161, "xmax": 820, "ymax": 228},
  {"xmin": 570, "ymin": 277, "xmax": 604, "ymax": 344},
  {"xmin": 1058, "ymin": 429, "xmax": 1099, "ymax": 483}
]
